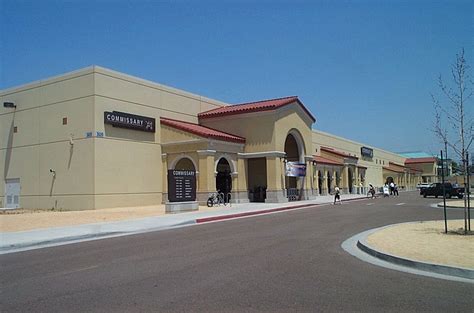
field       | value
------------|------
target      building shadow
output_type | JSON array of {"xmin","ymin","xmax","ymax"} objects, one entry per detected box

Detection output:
[{"xmin": 3, "ymin": 112, "xmax": 15, "ymax": 179}]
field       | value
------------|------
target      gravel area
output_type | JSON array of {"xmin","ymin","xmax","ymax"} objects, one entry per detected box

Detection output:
[
  {"xmin": 0, "ymin": 205, "xmax": 214, "ymax": 232},
  {"xmin": 367, "ymin": 220, "xmax": 474, "ymax": 269}
]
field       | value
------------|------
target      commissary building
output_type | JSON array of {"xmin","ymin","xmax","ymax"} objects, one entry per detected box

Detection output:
[{"xmin": 1, "ymin": 66, "xmax": 430, "ymax": 210}]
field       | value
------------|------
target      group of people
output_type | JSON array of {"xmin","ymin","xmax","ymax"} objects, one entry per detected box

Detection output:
[
  {"xmin": 383, "ymin": 181, "xmax": 399, "ymax": 197},
  {"xmin": 333, "ymin": 181, "xmax": 400, "ymax": 204},
  {"xmin": 367, "ymin": 182, "xmax": 399, "ymax": 199}
]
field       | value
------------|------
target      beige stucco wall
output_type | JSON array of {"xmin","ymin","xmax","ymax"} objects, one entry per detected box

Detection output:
[
  {"xmin": 200, "ymin": 112, "xmax": 276, "ymax": 153},
  {"xmin": 274, "ymin": 106, "xmax": 313, "ymax": 157},
  {"xmin": 1, "ymin": 69, "xmax": 96, "ymax": 210},
  {"xmin": 1, "ymin": 66, "xmax": 229, "ymax": 210},
  {"xmin": 90, "ymin": 67, "xmax": 229, "ymax": 208},
  {"xmin": 408, "ymin": 163, "xmax": 437, "ymax": 177},
  {"xmin": 2, "ymin": 65, "xmax": 427, "ymax": 210},
  {"xmin": 312, "ymin": 130, "xmax": 408, "ymax": 188},
  {"xmin": 200, "ymin": 102, "xmax": 313, "ymax": 156}
]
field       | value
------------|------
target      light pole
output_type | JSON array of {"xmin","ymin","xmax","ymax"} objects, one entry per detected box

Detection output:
[{"xmin": 441, "ymin": 150, "xmax": 447, "ymax": 234}]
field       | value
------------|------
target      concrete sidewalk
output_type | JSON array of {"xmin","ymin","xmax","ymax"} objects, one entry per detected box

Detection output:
[{"xmin": 0, "ymin": 194, "xmax": 367, "ymax": 254}]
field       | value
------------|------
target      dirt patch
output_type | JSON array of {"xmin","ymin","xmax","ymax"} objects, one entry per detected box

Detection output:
[
  {"xmin": 367, "ymin": 220, "xmax": 474, "ymax": 269},
  {"xmin": 0, "ymin": 205, "xmax": 216, "ymax": 232}
]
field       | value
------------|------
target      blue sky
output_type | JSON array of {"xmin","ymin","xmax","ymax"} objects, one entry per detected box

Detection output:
[{"xmin": 1, "ymin": 0, "xmax": 472, "ymax": 156}]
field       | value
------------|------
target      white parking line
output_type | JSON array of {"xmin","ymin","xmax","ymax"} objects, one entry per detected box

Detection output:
[
  {"xmin": 396, "ymin": 203, "xmax": 406, "ymax": 206},
  {"xmin": 366, "ymin": 203, "xmax": 374, "ymax": 206}
]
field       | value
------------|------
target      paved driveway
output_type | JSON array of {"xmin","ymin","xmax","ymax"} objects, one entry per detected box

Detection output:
[{"xmin": 1, "ymin": 192, "xmax": 472, "ymax": 312}]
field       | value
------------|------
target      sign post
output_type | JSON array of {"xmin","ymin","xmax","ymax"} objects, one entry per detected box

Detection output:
[
  {"xmin": 165, "ymin": 169, "xmax": 198, "ymax": 213},
  {"xmin": 167, "ymin": 170, "xmax": 196, "ymax": 202}
]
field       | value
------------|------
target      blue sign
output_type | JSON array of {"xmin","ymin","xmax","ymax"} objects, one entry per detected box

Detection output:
[
  {"xmin": 285, "ymin": 162, "xmax": 306, "ymax": 177},
  {"xmin": 361, "ymin": 146, "xmax": 373, "ymax": 158}
]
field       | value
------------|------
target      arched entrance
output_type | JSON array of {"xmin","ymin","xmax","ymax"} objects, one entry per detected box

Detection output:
[
  {"xmin": 284, "ymin": 130, "xmax": 305, "ymax": 201},
  {"xmin": 348, "ymin": 168, "xmax": 353, "ymax": 194},
  {"xmin": 386, "ymin": 176, "xmax": 394, "ymax": 185},
  {"xmin": 174, "ymin": 157, "xmax": 195, "ymax": 171},
  {"xmin": 216, "ymin": 158, "xmax": 232, "ymax": 202},
  {"xmin": 284, "ymin": 134, "xmax": 299, "ymax": 189}
]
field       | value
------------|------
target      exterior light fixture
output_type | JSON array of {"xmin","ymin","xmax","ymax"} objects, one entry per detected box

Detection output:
[{"xmin": 3, "ymin": 102, "xmax": 16, "ymax": 108}]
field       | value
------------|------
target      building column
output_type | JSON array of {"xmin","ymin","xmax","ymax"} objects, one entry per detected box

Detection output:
[
  {"xmin": 303, "ymin": 157, "xmax": 316, "ymax": 200},
  {"xmin": 265, "ymin": 156, "xmax": 287, "ymax": 203},
  {"xmin": 322, "ymin": 170, "xmax": 329, "ymax": 195},
  {"xmin": 232, "ymin": 158, "xmax": 249, "ymax": 203},
  {"xmin": 314, "ymin": 168, "xmax": 320, "ymax": 196},
  {"xmin": 161, "ymin": 153, "xmax": 168, "ymax": 203},
  {"xmin": 197, "ymin": 151, "xmax": 216, "ymax": 204},
  {"xmin": 342, "ymin": 166, "xmax": 349, "ymax": 194},
  {"xmin": 354, "ymin": 166, "xmax": 360, "ymax": 194}
]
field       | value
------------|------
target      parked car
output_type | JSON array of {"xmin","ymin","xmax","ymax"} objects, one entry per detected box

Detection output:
[
  {"xmin": 421, "ymin": 183, "xmax": 464, "ymax": 199},
  {"xmin": 417, "ymin": 183, "xmax": 432, "ymax": 195}
]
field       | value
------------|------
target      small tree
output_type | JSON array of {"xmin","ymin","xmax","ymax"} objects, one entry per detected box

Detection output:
[{"xmin": 432, "ymin": 48, "xmax": 473, "ymax": 234}]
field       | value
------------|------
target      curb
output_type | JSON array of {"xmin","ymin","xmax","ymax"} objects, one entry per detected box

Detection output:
[
  {"xmin": 0, "ymin": 231, "xmax": 125, "ymax": 253},
  {"xmin": 196, "ymin": 196, "xmax": 368, "ymax": 223},
  {"xmin": 1, "ymin": 196, "xmax": 368, "ymax": 254},
  {"xmin": 356, "ymin": 235, "xmax": 474, "ymax": 280},
  {"xmin": 0, "ymin": 220, "xmax": 198, "ymax": 254},
  {"xmin": 436, "ymin": 202, "xmax": 470, "ymax": 209}
]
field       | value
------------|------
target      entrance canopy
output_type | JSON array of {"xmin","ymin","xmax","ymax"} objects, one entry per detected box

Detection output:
[
  {"xmin": 198, "ymin": 96, "xmax": 316, "ymax": 123},
  {"xmin": 161, "ymin": 96, "xmax": 316, "ymax": 204},
  {"xmin": 161, "ymin": 118, "xmax": 245, "ymax": 144}
]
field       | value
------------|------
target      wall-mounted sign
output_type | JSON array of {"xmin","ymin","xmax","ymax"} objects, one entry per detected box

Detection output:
[
  {"xmin": 104, "ymin": 111, "xmax": 155, "ymax": 132},
  {"xmin": 361, "ymin": 146, "xmax": 374, "ymax": 158},
  {"xmin": 285, "ymin": 162, "xmax": 306, "ymax": 177},
  {"xmin": 167, "ymin": 170, "xmax": 196, "ymax": 202}
]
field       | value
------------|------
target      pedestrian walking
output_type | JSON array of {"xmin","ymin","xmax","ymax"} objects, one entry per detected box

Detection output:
[
  {"xmin": 334, "ymin": 186, "xmax": 341, "ymax": 204},
  {"xmin": 383, "ymin": 184, "xmax": 390, "ymax": 197},
  {"xmin": 389, "ymin": 181, "xmax": 395, "ymax": 195},
  {"xmin": 369, "ymin": 184, "xmax": 376, "ymax": 199},
  {"xmin": 394, "ymin": 183, "xmax": 399, "ymax": 196}
]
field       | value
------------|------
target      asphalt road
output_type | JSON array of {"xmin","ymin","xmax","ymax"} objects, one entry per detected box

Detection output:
[{"xmin": 1, "ymin": 192, "xmax": 473, "ymax": 312}]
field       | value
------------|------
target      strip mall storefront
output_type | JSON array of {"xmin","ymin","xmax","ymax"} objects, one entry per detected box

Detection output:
[{"xmin": 1, "ymin": 66, "xmax": 426, "ymax": 210}]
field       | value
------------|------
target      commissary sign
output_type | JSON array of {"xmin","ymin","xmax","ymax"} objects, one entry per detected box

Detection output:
[
  {"xmin": 104, "ymin": 111, "xmax": 155, "ymax": 132},
  {"xmin": 361, "ymin": 146, "xmax": 374, "ymax": 158}
]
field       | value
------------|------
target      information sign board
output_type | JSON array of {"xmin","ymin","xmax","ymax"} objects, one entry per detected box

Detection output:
[{"xmin": 167, "ymin": 170, "xmax": 196, "ymax": 202}]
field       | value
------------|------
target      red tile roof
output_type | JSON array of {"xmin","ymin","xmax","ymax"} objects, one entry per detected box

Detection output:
[
  {"xmin": 160, "ymin": 117, "xmax": 245, "ymax": 143},
  {"xmin": 320, "ymin": 147, "xmax": 359, "ymax": 159},
  {"xmin": 405, "ymin": 157, "xmax": 437, "ymax": 164},
  {"xmin": 383, "ymin": 166, "xmax": 405, "ymax": 174},
  {"xmin": 313, "ymin": 155, "xmax": 344, "ymax": 166},
  {"xmin": 198, "ymin": 96, "xmax": 316, "ymax": 122},
  {"xmin": 389, "ymin": 162, "xmax": 405, "ymax": 168}
]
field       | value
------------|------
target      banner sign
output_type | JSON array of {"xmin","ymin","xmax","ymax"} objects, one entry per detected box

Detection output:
[
  {"xmin": 167, "ymin": 170, "xmax": 196, "ymax": 202},
  {"xmin": 104, "ymin": 111, "xmax": 155, "ymax": 132},
  {"xmin": 285, "ymin": 162, "xmax": 306, "ymax": 177},
  {"xmin": 361, "ymin": 146, "xmax": 374, "ymax": 158}
]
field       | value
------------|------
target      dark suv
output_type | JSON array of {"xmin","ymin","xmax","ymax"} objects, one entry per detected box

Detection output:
[{"xmin": 421, "ymin": 183, "xmax": 464, "ymax": 199}]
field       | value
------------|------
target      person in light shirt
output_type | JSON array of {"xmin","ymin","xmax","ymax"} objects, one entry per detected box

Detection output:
[{"xmin": 333, "ymin": 186, "xmax": 341, "ymax": 204}]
